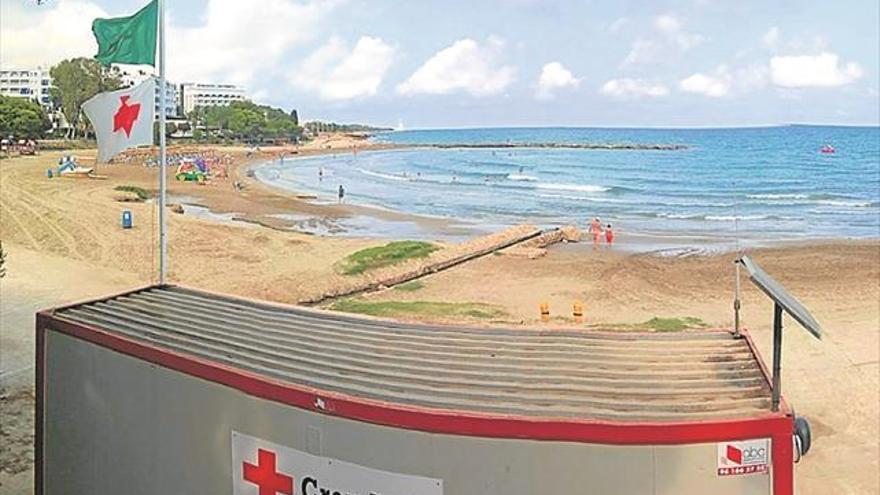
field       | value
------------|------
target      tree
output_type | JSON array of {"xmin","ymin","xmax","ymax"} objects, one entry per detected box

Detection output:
[
  {"xmin": 193, "ymin": 101, "xmax": 302, "ymax": 143},
  {"xmin": 289, "ymin": 109, "xmax": 299, "ymax": 126},
  {"xmin": 49, "ymin": 58, "xmax": 123, "ymax": 138},
  {"xmin": 0, "ymin": 96, "xmax": 51, "ymax": 139}
]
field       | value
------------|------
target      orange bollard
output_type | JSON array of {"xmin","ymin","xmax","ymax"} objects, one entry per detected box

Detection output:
[
  {"xmin": 573, "ymin": 300, "xmax": 584, "ymax": 324},
  {"xmin": 539, "ymin": 302, "xmax": 550, "ymax": 322}
]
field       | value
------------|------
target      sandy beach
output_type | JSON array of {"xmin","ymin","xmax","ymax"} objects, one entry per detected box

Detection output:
[{"xmin": 1, "ymin": 138, "xmax": 877, "ymax": 494}]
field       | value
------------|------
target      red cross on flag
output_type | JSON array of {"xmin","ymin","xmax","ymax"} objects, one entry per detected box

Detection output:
[{"xmin": 82, "ymin": 78, "xmax": 155, "ymax": 162}]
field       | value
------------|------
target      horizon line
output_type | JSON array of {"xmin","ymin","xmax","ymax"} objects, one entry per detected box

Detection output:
[{"xmin": 379, "ymin": 122, "xmax": 880, "ymax": 132}]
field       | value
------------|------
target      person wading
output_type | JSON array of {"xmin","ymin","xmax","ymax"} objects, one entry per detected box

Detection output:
[
  {"xmin": 338, "ymin": 185, "xmax": 345, "ymax": 203},
  {"xmin": 605, "ymin": 224, "xmax": 614, "ymax": 246},
  {"xmin": 588, "ymin": 217, "xmax": 603, "ymax": 249}
]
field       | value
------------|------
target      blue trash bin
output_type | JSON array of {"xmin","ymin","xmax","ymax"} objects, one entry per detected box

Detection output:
[
  {"xmin": 47, "ymin": 168, "xmax": 53, "ymax": 178},
  {"xmin": 121, "ymin": 210, "xmax": 133, "ymax": 229}
]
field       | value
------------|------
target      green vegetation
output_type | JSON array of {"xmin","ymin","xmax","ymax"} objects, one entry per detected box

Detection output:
[
  {"xmin": 339, "ymin": 241, "xmax": 438, "ymax": 275},
  {"xmin": 644, "ymin": 316, "xmax": 708, "ymax": 332},
  {"xmin": 50, "ymin": 58, "xmax": 123, "ymax": 138},
  {"xmin": 394, "ymin": 280, "xmax": 425, "ymax": 292},
  {"xmin": 304, "ymin": 121, "xmax": 392, "ymax": 134},
  {"xmin": 330, "ymin": 300, "xmax": 507, "ymax": 320},
  {"xmin": 0, "ymin": 96, "xmax": 51, "ymax": 139},
  {"xmin": 114, "ymin": 185, "xmax": 151, "ymax": 201},
  {"xmin": 189, "ymin": 101, "xmax": 302, "ymax": 143},
  {"xmin": 36, "ymin": 139, "xmax": 96, "ymax": 151}
]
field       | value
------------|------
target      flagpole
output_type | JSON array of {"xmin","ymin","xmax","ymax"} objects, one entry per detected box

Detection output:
[{"xmin": 158, "ymin": 0, "xmax": 168, "ymax": 284}]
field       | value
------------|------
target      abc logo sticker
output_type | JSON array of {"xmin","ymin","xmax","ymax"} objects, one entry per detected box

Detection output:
[{"xmin": 717, "ymin": 439, "xmax": 770, "ymax": 476}]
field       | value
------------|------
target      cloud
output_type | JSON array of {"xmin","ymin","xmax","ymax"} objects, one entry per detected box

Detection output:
[
  {"xmin": 653, "ymin": 15, "xmax": 682, "ymax": 34},
  {"xmin": 397, "ymin": 37, "xmax": 516, "ymax": 96},
  {"xmin": 770, "ymin": 52, "xmax": 863, "ymax": 88},
  {"xmin": 622, "ymin": 14, "xmax": 704, "ymax": 65},
  {"xmin": 762, "ymin": 27, "xmax": 780, "ymax": 49},
  {"xmin": 607, "ymin": 17, "xmax": 629, "ymax": 34},
  {"xmin": 0, "ymin": 0, "xmax": 107, "ymax": 68},
  {"xmin": 293, "ymin": 36, "xmax": 395, "ymax": 100},
  {"xmin": 535, "ymin": 62, "xmax": 580, "ymax": 99},
  {"xmin": 623, "ymin": 39, "xmax": 662, "ymax": 66},
  {"xmin": 679, "ymin": 63, "xmax": 770, "ymax": 97},
  {"xmin": 679, "ymin": 71, "xmax": 731, "ymax": 97},
  {"xmin": 168, "ymin": 0, "xmax": 340, "ymax": 85},
  {"xmin": 600, "ymin": 78, "xmax": 669, "ymax": 99}
]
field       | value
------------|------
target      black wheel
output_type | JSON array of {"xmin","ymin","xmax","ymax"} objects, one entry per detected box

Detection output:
[{"xmin": 794, "ymin": 416, "xmax": 812, "ymax": 456}]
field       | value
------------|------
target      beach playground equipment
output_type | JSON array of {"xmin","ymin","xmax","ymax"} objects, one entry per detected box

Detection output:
[
  {"xmin": 174, "ymin": 158, "xmax": 207, "ymax": 182},
  {"xmin": 56, "ymin": 156, "xmax": 94, "ymax": 178},
  {"xmin": 36, "ymin": 257, "xmax": 820, "ymax": 495}
]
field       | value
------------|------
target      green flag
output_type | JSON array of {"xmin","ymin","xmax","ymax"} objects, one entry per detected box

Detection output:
[{"xmin": 92, "ymin": 0, "xmax": 158, "ymax": 66}]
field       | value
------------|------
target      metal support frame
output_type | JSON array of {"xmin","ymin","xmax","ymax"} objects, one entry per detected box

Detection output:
[
  {"xmin": 157, "ymin": 0, "xmax": 168, "ymax": 283},
  {"xmin": 733, "ymin": 261, "xmax": 742, "ymax": 338},
  {"xmin": 772, "ymin": 302, "xmax": 783, "ymax": 411},
  {"xmin": 736, "ymin": 255, "xmax": 822, "ymax": 413}
]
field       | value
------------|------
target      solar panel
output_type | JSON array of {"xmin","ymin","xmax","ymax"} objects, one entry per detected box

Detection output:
[{"xmin": 739, "ymin": 255, "xmax": 823, "ymax": 340}]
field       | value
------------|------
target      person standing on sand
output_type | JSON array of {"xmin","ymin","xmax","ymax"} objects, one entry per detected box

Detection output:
[
  {"xmin": 338, "ymin": 185, "xmax": 345, "ymax": 203},
  {"xmin": 588, "ymin": 217, "xmax": 603, "ymax": 248},
  {"xmin": 605, "ymin": 224, "xmax": 614, "ymax": 246}
]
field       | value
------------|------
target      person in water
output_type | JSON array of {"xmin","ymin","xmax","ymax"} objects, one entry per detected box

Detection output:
[
  {"xmin": 588, "ymin": 217, "xmax": 603, "ymax": 248},
  {"xmin": 318, "ymin": 168, "xmax": 324, "ymax": 181},
  {"xmin": 338, "ymin": 185, "xmax": 345, "ymax": 203},
  {"xmin": 605, "ymin": 224, "xmax": 614, "ymax": 246}
]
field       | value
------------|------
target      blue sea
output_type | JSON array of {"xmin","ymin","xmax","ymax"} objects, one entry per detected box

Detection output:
[{"xmin": 256, "ymin": 126, "xmax": 880, "ymax": 247}]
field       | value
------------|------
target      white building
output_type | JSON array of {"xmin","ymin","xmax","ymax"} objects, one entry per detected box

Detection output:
[
  {"xmin": 0, "ymin": 67, "xmax": 53, "ymax": 107},
  {"xmin": 121, "ymin": 70, "xmax": 179, "ymax": 118},
  {"xmin": 180, "ymin": 82, "xmax": 246, "ymax": 115}
]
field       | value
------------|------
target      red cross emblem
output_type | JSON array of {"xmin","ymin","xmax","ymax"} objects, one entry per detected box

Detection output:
[
  {"xmin": 113, "ymin": 95, "xmax": 141, "ymax": 138},
  {"xmin": 243, "ymin": 449, "xmax": 294, "ymax": 495}
]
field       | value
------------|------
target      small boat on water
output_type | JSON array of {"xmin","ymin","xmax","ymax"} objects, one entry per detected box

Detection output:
[{"xmin": 820, "ymin": 144, "xmax": 836, "ymax": 154}]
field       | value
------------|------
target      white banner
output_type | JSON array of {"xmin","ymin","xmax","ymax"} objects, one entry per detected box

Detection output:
[
  {"xmin": 232, "ymin": 431, "xmax": 444, "ymax": 495},
  {"xmin": 717, "ymin": 438, "xmax": 770, "ymax": 476}
]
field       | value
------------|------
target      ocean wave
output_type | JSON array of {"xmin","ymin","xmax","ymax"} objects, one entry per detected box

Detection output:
[
  {"xmin": 535, "ymin": 182, "xmax": 610, "ymax": 193},
  {"xmin": 657, "ymin": 213, "xmax": 704, "ymax": 219},
  {"xmin": 650, "ymin": 213, "xmax": 801, "ymax": 221},
  {"xmin": 746, "ymin": 193, "xmax": 809, "ymax": 200},
  {"xmin": 507, "ymin": 174, "xmax": 539, "ymax": 182},
  {"xmin": 815, "ymin": 200, "xmax": 876, "ymax": 208},
  {"xmin": 536, "ymin": 193, "xmax": 629, "ymax": 203},
  {"xmin": 745, "ymin": 193, "xmax": 876, "ymax": 208},
  {"xmin": 357, "ymin": 168, "xmax": 410, "ymax": 182},
  {"xmin": 705, "ymin": 214, "xmax": 797, "ymax": 221}
]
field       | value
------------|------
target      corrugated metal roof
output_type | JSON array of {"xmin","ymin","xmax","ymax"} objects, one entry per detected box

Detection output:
[{"xmin": 52, "ymin": 286, "xmax": 772, "ymax": 422}]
